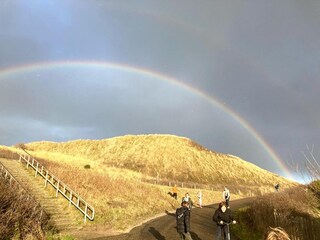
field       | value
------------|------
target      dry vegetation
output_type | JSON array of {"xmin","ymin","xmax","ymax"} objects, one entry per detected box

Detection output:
[
  {"xmin": 24, "ymin": 135, "xmax": 295, "ymax": 187},
  {"xmin": 0, "ymin": 134, "xmax": 297, "ymax": 232},
  {"xmin": 233, "ymin": 184, "xmax": 320, "ymax": 240},
  {"xmin": 0, "ymin": 181, "xmax": 49, "ymax": 239}
]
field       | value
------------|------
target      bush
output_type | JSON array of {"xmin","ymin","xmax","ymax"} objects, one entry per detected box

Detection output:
[
  {"xmin": 233, "ymin": 185, "xmax": 320, "ymax": 240},
  {"xmin": 84, "ymin": 164, "xmax": 91, "ymax": 169}
]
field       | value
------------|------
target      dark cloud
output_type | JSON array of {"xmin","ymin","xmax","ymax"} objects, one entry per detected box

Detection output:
[{"xmin": 1, "ymin": 0, "xmax": 319, "ymax": 180}]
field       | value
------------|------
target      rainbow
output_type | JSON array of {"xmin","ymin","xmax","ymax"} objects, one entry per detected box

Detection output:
[{"xmin": 0, "ymin": 60, "xmax": 292, "ymax": 179}]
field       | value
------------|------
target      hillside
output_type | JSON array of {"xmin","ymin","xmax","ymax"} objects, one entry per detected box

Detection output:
[
  {"xmin": 0, "ymin": 134, "xmax": 297, "ymax": 232},
  {"xmin": 24, "ymin": 134, "xmax": 294, "ymax": 188}
]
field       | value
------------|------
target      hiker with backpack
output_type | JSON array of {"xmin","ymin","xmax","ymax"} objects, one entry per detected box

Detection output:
[
  {"xmin": 213, "ymin": 201, "xmax": 236, "ymax": 240},
  {"xmin": 222, "ymin": 187, "xmax": 230, "ymax": 208},
  {"xmin": 176, "ymin": 201, "xmax": 193, "ymax": 240}
]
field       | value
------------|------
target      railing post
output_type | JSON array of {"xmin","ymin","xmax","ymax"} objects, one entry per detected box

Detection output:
[
  {"xmin": 35, "ymin": 162, "xmax": 39, "ymax": 177},
  {"xmin": 44, "ymin": 171, "xmax": 48, "ymax": 187},
  {"xmin": 27, "ymin": 155, "xmax": 30, "ymax": 168},
  {"xmin": 84, "ymin": 204, "xmax": 88, "ymax": 223},
  {"xmin": 56, "ymin": 180, "xmax": 60, "ymax": 197},
  {"xmin": 69, "ymin": 191, "xmax": 72, "ymax": 206}
]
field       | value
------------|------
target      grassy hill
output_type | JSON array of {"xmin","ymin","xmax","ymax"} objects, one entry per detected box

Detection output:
[
  {"xmin": 0, "ymin": 134, "xmax": 297, "ymax": 232},
  {"xmin": 24, "ymin": 134, "xmax": 293, "ymax": 187}
]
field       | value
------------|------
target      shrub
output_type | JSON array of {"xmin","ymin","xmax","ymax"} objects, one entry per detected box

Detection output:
[{"xmin": 84, "ymin": 164, "xmax": 91, "ymax": 169}]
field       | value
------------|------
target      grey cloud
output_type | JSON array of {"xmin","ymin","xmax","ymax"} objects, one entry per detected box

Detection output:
[{"xmin": 1, "ymin": 0, "xmax": 320, "ymax": 179}]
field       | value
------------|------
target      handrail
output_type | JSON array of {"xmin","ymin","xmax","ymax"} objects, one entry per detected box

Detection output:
[
  {"xmin": 0, "ymin": 161, "xmax": 47, "ymax": 220},
  {"xmin": 18, "ymin": 149, "xmax": 94, "ymax": 222}
]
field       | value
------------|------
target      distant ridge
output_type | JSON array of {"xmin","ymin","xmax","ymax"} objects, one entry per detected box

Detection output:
[{"xmin": 25, "ymin": 134, "xmax": 295, "ymax": 187}]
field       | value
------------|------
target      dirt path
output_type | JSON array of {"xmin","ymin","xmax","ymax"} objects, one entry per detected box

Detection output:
[{"xmin": 86, "ymin": 198, "xmax": 253, "ymax": 240}]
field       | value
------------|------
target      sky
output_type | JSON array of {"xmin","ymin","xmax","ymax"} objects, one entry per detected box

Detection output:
[{"xmin": 0, "ymin": 0, "xmax": 319, "ymax": 181}]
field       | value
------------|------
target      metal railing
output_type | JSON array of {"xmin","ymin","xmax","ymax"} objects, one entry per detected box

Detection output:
[
  {"xmin": 0, "ymin": 162, "xmax": 47, "ymax": 220},
  {"xmin": 18, "ymin": 150, "xmax": 95, "ymax": 222}
]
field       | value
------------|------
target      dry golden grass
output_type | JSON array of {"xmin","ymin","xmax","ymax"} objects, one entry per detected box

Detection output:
[
  {"xmin": 1, "ymin": 134, "xmax": 297, "ymax": 231},
  {"xmin": 234, "ymin": 184, "xmax": 320, "ymax": 239},
  {"xmin": 0, "ymin": 180, "xmax": 49, "ymax": 239},
  {"xmin": 24, "ymin": 135, "xmax": 295, "ymax": 187}
]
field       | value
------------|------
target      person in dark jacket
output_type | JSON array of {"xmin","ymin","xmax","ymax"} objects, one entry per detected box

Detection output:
[
  {"xmin": 176, "ymin": 201, "xmax": 193, "ymax": 240},
  {"xmin": 213, "ymin": 201, "xmax": 236, "ymax": 240}
]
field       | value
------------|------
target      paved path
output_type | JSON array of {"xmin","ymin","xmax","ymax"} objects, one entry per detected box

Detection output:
[{"xmin": 92, "ymin": 198, "xmax": 252, "ymax": 240}]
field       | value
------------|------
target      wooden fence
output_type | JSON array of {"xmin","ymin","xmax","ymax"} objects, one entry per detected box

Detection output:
[{"xmin": 274, "ymin": 209, "xmax": 320, "ymax": 240}]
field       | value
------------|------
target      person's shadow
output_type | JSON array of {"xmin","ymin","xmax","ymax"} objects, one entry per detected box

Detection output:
[
  {"xmin": 190, "ymin": 231, "xmax": 202, "ymax": 240},
  {"xmin": 148, "ymin": 227, "xmax": 166, "ymax": 240}
]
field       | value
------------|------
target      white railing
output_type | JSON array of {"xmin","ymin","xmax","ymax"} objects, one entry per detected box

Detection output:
[
  {"xmin": 18, "ymin": 151, "xmax": 95, "ymax": 222},
  {"xmin": 0, "ymin": 162, "xmax": 46, "ymax": 219}
]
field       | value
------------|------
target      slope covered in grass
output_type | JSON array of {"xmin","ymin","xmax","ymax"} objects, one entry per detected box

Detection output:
[
  {"xmin": 25, "ymin": 134, "xmax": 294, "ymax": 187},
  {"xmin": 0, "ymin": 135, "xmax": 297, "ymax": 231}
]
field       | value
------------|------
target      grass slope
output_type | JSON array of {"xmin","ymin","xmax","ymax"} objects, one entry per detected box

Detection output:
[
  {"xmin": 25, "ymin": 134, "xmax": 294, "ymax": 187},
  {"xmin": 1, "ymin": 134, "xmax": 296, "ymax": 232}
]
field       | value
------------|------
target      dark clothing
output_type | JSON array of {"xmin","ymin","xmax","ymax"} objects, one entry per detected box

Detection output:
[
  {"xmin": 213, "ymin": 208, "xmax": 233, "ymax": 240},
  {"xmin": 213, "ymin": 208, "xmax": 234, "ymax": 225},
  {"xmin": 176, "ymin": 206, "xmax": 191, "ymax": 233},
  {"xmin": 173, "ymin": 192, "xmax": 177, "ymax": 199},
  {"xmin": 216, "ymin": 225, "xmax": 229, "ymax": 240},
  {"xmin": 225, "ymin": 198, "xmax": 230, "ymax": 208}
]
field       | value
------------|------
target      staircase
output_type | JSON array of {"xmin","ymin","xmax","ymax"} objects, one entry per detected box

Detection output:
[{"xmin": 0, "ymin": 158, "xmax": 81, "ymax": 233}]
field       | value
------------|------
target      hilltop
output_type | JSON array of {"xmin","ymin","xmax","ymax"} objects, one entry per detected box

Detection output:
[{"xmin": 24, "ymin": 134, "xmax": 294, "ymax": 188}]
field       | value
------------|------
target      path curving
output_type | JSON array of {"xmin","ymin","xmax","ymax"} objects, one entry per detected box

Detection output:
[{"xmin": 89, "ymin": 198, "xmax": 252, "ymax": 240}]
